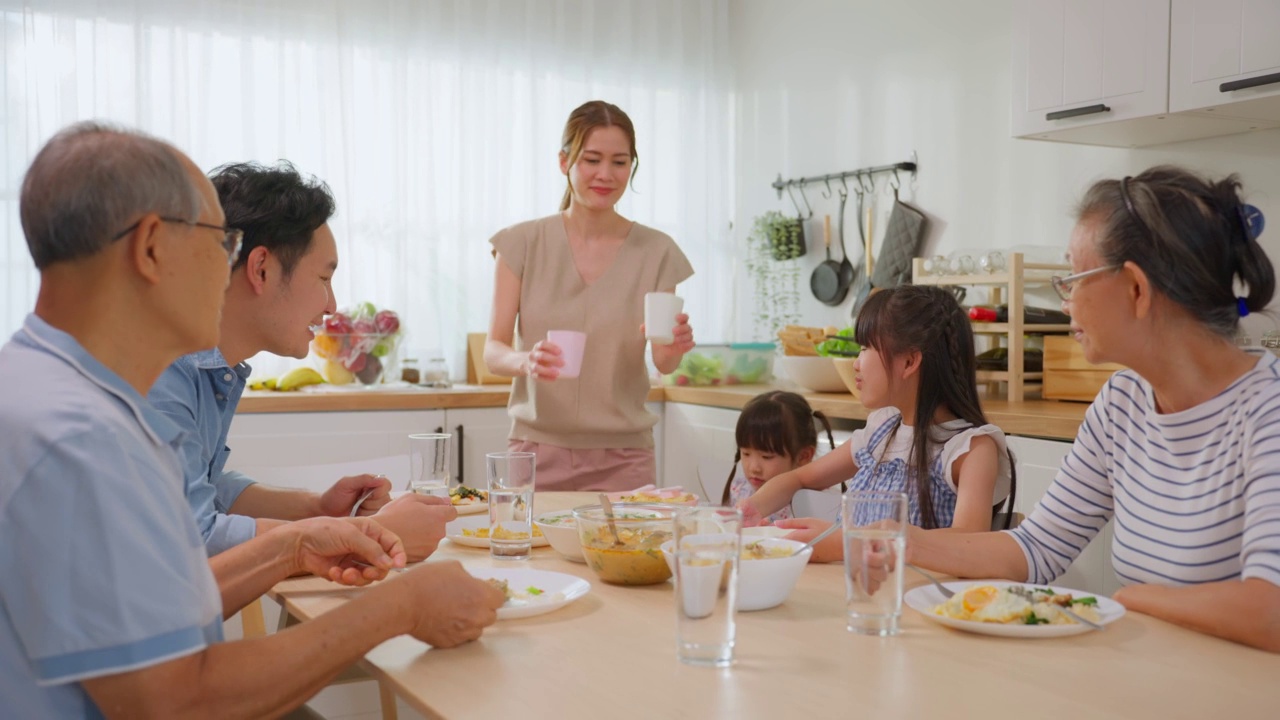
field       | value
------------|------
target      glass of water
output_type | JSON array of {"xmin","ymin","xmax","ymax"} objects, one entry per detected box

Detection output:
[
  {"xmin": 842, "ymin": 490, "xmax": 908, "ymax": 636},
  {"xmin": 673, "ymin": 506, "xmax": 742, "ymax": 667},
  {"xmin": 486, "ymin": 451, "xmax": 536, "ymax": 560},
  {"xmin": 408, "ymin": 433, "xmax": 451, "ymax": 497}
]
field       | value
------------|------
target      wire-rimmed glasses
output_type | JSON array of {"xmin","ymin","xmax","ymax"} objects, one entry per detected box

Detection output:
[{"xmin": 1050, "ymin": 265, "xmax": 1122, "ymax": 302}]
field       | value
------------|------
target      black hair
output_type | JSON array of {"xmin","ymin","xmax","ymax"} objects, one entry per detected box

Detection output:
[
  {"xmin": 855, "ymin": 285, "xmax": 1017, "ymax": 529},
  {"xmin": 208, "ymin": 160, "xmax": 335, "ymax": 277},
  {"xmin": 721, "ymin": 391, "xmax": 835, "ymax": 505},
  {"xmin": 1079, "ymin": 165, "xmax": 1275, "ymax": 337}
]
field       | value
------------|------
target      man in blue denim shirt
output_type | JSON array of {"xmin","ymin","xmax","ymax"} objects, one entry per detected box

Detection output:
[
  {"xmin": 150, "ymin": 162, "xmax": 454, "ymax": 559},
  {"xmin": 0, "ymin": 121, "xmax": 503, "ymax": 718}
]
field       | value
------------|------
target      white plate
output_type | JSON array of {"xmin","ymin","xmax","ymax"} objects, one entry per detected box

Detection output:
[
  {"xmin": 904, "ymin": 580, "xmax": 1125, "ymax": 638},
  {"xmin": 446, "ymin": 514, "xmax": 550, "ymax": 549},
  {"xmin": 387, "ymin": 489, "xmax": 487, "ymax": 515},
  {"xmin": 466, "ymin": 567, "xmax": 590, "ymax": 620}
]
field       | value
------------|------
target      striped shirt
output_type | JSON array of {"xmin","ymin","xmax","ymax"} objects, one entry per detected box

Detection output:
[{"xmin": 1009, "ymin": 352, "xmax": 1280, "ymax": 588}]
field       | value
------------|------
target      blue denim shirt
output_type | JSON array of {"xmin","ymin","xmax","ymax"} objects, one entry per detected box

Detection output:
[
  {"xmin": 149, "ymin": 348, "xmax": 257, "ymax": 555},
  {"xmin": 0, "ymin": 315, "xmax": 223, "ymax": 718}
]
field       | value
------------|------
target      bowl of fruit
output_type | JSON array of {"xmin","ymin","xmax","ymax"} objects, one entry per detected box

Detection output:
[{"xmin": 310, "ymin": 303, "xmax": 403, "ymax": 385}]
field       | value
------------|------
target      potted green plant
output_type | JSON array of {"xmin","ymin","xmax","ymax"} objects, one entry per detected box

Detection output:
[{"xmin": 745, "ymin": 211, "xmax": 802, "ymax": 341}]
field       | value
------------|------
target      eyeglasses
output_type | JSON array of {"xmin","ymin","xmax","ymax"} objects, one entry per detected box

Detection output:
[
  {"xmin": 112, "ymin": 216, "xmax": 244, "ymax": 266},
  {"xmin": 1050, "ymin": 265, "xmax": 1122, "ymax": 302}
]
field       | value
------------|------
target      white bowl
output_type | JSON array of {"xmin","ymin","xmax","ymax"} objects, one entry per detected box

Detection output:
[
  {"xmin": 777, "ymin": 356, "xmax": 847, "ymax": 393},
  {"xmin": 533, "ymin": 509, "xmax": 584, "ymax": 563},
  {"xmin": 660, "ymin": 537, "xmax": 812, "ymax": 611}
]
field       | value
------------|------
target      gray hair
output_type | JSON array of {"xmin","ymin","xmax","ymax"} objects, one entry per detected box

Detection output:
[
  {"xmin": 20, "ymin": 120, "xmax": 204, "ymax": 270},
  {"xmin": 1077, "ymin": 165, "xmax": 1275, "ymax": 338}
]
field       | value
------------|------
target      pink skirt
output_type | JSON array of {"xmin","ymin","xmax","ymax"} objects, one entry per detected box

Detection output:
[{"xmin": 506, "ymin": 440, "xmax": 656, "ymax": 492}]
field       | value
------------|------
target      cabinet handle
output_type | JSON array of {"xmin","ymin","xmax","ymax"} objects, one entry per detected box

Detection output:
[
  {"xmin": 434, "ymin": 426, "xmax": 443, "ymax": 434},
  {"xmin": 455, "ymin": 424, "xmax": 465, "ymax": 486},
  {"xmin": 1045, "ymin": 104, "xmax": 1111, "ymax": 121},
  {"xmin": 1220, "ymin": 71, "xmax": 1280, "ymax": 93}
]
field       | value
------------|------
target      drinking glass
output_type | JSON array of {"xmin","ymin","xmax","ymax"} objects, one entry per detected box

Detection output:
[
  {"xmin": 673, "ymin": 506, "xmax": 742, "ymax": 667},
  {"xmin": 842, "ymin": 490, "xmax": 908, "ymax": 636},
  {"xmin": 487, "ymin": 451, "xmax": 536, "ymax": 560},
  {"xmin": 408, "ymin": 433, "xmax": 451, "ymax": 497}
]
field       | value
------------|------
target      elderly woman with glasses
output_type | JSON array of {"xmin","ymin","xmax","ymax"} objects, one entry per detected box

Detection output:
[{"xmin": 906, "ymin": 165, "xmax": 1280, "ymax": 652}]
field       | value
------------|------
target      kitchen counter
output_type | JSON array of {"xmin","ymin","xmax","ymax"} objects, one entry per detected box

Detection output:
[{"xmin": 238, "ymin": 383, "xmax": 1088, "ymax": 441}]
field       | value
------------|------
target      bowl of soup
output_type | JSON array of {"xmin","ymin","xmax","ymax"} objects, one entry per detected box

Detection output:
[
  {"xmin": 660, "ymin": 536, "xmax": 811, "ymax": 611},
  {"xmin": 573, "ymin": 504, "xmax": 676, "ymax": 585},
  {"xmin": 533, "ymin": 509, "xmax": 585, "ymax": 563}
]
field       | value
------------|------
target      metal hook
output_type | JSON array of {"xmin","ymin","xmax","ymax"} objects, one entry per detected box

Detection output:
[
  {"xmin": 858, "ymin": 171, "xmax": 874, "ymax": 195},
  {"xmin": 796, "ymin": 183, "xmax": 814, "ymax": 219},
  {"xmin": 785, "ymin": 183, "xmax": 806, "ymax": 219},
  {"xmin": 821, "ymin": 178, "xmax": 834, "ymax": 200},
  {"xmin": 840, "ymin": 174, "xmax": 849, "ymax": 194},
  {"xmin": 890, "ymin": 169, "xmax": 900, "ymax": 201}
]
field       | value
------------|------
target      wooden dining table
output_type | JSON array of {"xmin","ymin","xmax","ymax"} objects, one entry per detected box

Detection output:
[{"xmin": 268, "ymin": 492, "xmax": 1276, "ymax": 719}]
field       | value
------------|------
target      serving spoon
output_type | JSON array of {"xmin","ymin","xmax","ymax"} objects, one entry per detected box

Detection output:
[{"xmin": 598, "ymin": 493, "xmax": 626, "ymax": 547}]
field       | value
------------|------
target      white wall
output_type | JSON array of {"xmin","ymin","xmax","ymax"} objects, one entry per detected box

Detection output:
[{"xmin": 728, "ymin": 0, "xmax": 1280, "ymax": 340}]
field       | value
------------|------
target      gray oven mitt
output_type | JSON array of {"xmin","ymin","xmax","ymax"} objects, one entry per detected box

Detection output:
[{"xmin": 871, "ymin": 199, "xmax": 928, "ymax": 289}]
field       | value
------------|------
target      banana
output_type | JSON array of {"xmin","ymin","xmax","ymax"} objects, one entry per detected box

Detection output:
[
  {"xmin": 248, "ymin": 377, "xmax": 278, "ymax": 391},
  {"xmin": 276, "ymin": 367, "xmax": 326, "ymax": 391}
]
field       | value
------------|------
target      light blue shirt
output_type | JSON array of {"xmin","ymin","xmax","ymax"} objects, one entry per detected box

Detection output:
[
  {"xmin": 148, "ymin": 348, "xmax": 257, "ymax": 555},
  {"xmin": 0, "ymin": 315, "xmax": 223, "ymax": 719}
]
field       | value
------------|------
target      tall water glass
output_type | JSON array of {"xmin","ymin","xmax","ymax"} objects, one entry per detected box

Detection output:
[
  {"xmin": 487, "ymin": 451, "xmax": 536, "ymax": 560},
  {"xmin": 673, "ymin": 506, "xmax": 742, "ymax": 667},
  {"xmin": 842, "ymin": 490, "xmax": 908, "ymax": 636},
  {"xmin": 408, "ymin": 433, "xmax": 451, "ymax": 497}
]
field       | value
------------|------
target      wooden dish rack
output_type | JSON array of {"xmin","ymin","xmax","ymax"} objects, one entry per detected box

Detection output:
[{"xmin": 911, "ymin": 252, "xmax": 1070, "ymax": 402}]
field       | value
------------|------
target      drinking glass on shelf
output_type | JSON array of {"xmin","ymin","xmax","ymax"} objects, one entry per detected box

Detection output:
[
  {"xmin": 408, "ymin": 433, "xmax": 451, "ymax": 497},
  {"xmin": 949, "ymin": 253, "xmax": 976, "ymax": 275},
  {"xmin": 980, "ymin": 251, "xmax": 1007, "ymax": 274}
]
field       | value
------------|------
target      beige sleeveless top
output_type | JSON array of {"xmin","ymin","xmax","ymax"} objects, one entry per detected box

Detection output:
[{"xmin": 489, "ymin": 214, "xmax": 694, "ymax": 448}]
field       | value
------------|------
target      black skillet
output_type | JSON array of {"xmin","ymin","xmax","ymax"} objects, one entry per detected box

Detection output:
[
  {"xmin": 833, "ymin": 186, "xmax": 854, "ymax": 303},
  {"xmin": 810, "ymin": 214, "xmax": 844, "ymax": 305}
]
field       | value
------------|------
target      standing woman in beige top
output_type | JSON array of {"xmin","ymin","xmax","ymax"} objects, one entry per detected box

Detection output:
[{"xmin": 485, "ymin": 101, "xmax": 695, "ymax": 491}]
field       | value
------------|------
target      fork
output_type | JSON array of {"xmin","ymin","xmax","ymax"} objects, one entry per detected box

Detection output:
[
  {"xmin": 1007, "ymin": 585, "xmax": 1105, "ymax": 630},
  {"xmin": 906, "ymin": 564, "xmax": 954, "ymax": 597}
]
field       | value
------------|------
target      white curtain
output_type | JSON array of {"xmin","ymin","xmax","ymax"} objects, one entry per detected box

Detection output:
[{"xmin": 0, "ymin": 0, "xmax": 735, "ymax": 379}]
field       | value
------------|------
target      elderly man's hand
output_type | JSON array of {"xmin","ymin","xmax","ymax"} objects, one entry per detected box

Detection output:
[
  {"xmin": 372, "ymin": 493, "xmax": 457, "ymax": 561},
  {"xmin": 392, "ymin": 561, "xmax": 505, "ymax": 648},
  {"xmin": 317, "ymin": 474, "xmax": 393, "ymax": 517},
  {"xmin": 283, "ymin": 516, "xmax": 406, "ymax": 586}
]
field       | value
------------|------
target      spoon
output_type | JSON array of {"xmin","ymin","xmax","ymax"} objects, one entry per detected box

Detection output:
[
  {"xmin": 349, "ymin": 488, "xmax": 376, "ymax": 517},
  {"xmin": 598, "ymin": 493, "xmax": 626, "ymax": 547}
]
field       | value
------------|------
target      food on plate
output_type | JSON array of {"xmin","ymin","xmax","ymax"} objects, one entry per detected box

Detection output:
[
  {"xmin": 613, "ymin": 490, "xmax": 698, "ymax": 504},
  {"xmin": 741, "ymin": 541, "xmax": 794, "ymax": 560},
  {"xmin": 776, "ymin": 325, "xmax": 835, "ymax": 357},
  {"xmin": 536, "ymin": 513, "xmax": 576, "ymax": 526},
  {"xmin": 461, "ymin": 525, "xmax": 544, "ymax": 540},
  {"xmin": 310, "ymin": 303, "xmax": 403, "ymax": 386},
  {"xmin": 484, "ymin": 577, "xmax": 546, "ymax": 604},
  {"xmin": 449, "ymin": 485, "xmax": 487, "ymax": 505},
  {"xmin": 933, "ymin": 584, "xmax": 1102, "ymax": 625}
]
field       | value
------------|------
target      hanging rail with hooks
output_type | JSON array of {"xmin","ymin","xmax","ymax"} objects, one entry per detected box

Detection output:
[{"xmin": 771, "ymin": 158, "xmax": 918, "ymax": 200}]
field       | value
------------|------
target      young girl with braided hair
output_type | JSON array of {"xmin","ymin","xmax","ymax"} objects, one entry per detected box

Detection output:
[
  {"xmin": 720, "ymin": 391, "xmax": 837, "ymax": 525},
  {"xmin": 739, "ymin": 285, "xmax": 1016, "ymax": 538}
]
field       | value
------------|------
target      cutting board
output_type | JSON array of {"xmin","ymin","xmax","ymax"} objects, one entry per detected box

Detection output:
[{"xmin": 466, "ymin": 332, "xmax": 512, "ymax": 385}]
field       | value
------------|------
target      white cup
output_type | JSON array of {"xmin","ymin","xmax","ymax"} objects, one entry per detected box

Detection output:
[
  {"xmin": 644, "ymin": 292, "xmax": 684, "ymax": 345},
  {"xmin": 546, "ymin": 330, "xmax": 586, "ymax": 379}
]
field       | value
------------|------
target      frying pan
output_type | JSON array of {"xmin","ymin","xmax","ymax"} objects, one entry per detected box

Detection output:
[{"xmin": 810, "ymin": 215, "xmax": 843, "ymax": 305}]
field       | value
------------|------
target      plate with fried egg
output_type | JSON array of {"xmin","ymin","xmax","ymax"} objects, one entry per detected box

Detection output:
[{"xmin": 905, "ymin": 581, "xmax": 1125, "ymax": 638}]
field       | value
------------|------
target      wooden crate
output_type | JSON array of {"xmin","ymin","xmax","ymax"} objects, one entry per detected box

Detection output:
[{"xmin": 1043, "ymin": 336, "xmax": 1125, "ymax": 402}]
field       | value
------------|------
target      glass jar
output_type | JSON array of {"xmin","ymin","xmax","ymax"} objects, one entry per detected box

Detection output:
[
  {"xmin": 423, "ymin": 358, "xmax": 450, "ymax": 388},
  {"xmin": 400, "ymin": 358, "xmax": 421, "ymax": 385}
]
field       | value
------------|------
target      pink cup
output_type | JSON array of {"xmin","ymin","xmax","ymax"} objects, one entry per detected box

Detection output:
[{"xmin": 547, "ymin": 330, "xmax": 586, "ymax": 379}]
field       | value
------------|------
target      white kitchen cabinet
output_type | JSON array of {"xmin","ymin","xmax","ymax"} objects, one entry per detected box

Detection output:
[
  {"xmin": 225, "ymin": 407, "xmax": 512, "ymax": 492},
  {"xmin": 1006, "ymin": 435, "xmax": 1121, "ymax": 596},
  {"xmin": 661, "ymin": 403, "xmax": 741, "ymax": 498},
  {"xmin": 1170, "ymin": 0, "xmax": 1280, "ymax": 120},
  {"xmin": 1012, "ymin": 0, "xmax": 1170, "ymax": 138}
]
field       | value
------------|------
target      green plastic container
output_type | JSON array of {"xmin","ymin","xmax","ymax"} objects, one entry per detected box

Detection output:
[{"xmin": 664, "ymin": 343, "xmax": 776, "ymax": 387}]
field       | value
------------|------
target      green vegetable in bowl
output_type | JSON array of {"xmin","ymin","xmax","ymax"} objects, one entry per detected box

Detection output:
[{"xmin": 816, "ymin": 327, "xmax": 860, "ymax": 357}]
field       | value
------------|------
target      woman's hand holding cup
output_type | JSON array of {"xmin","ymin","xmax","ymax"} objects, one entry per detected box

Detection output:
[{"xmin": 524, "ymin": 340, "xmax": 564, "ymax": 381}]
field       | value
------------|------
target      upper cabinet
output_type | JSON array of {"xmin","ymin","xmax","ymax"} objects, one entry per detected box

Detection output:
[
  {"xmin": 1170, "ymin": 0, "xmax": 1280, "ymax": 119},
  {"xmin": 1012, "ymin": 0, "xmax": 1280, "ymax": 147},
  {"xmin": 1012, "ymin": 0, "xmax": 1170, "ymax": 138}
]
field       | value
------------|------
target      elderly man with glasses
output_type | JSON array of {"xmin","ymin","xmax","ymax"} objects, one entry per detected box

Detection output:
[{"xmin": 0, "ymin": 122, "xmax": 501, "ymax": 718}]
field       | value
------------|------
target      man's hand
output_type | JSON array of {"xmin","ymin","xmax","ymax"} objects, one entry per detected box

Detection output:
[
  {"xmin": 373, "ymin": 493, "xmax": 457, "ymax": 561},
  {"xmin": 318, "ymin": 474, "xmax": 393, "ymax": 517},
  {"xmin": 393, "ymin": 561, "xmax": 505, "ymax": 648},
  {"xmin": 284, "ymin": 516, "xmax": 407, "ymax": 585},
  {"xmin": 775, "ymin": 517, "xmax": 844, "ymax": 563}
]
